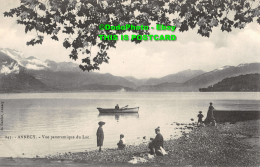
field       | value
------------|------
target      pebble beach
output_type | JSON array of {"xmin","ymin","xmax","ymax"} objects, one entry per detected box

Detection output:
[{"xmin": 1, "ymin": 119, "xmax": 259, "ymax": 167}]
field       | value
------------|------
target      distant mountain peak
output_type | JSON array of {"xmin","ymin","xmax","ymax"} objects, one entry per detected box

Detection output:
[
  {"xmin": 0, "ymin": 48, "xmax": 24, "ymax": 66},
  {"xmin": 214, "ymin": 65, "xmax": 233, "ymax": 71},
  {"xmin": 45, "ymin": 59, "xmax": 80, "ymax": 72},
  {"xmin": 0, "ymin": 48, "xmax": 49, "ymax": 71},
  {"xmin": 0, "ymin": 48, "xmax": 23, "ymax": 55},
  {"xmin": 237, "ymin": 63, "xmax": 249, "ymax": 67},
  {"xmin": 26, "ymin": 56, "xmax": 37, "ymax": 60},
  {"xmin": 24, "ymin": 57, "xmax": 48, "ymax": 70}
]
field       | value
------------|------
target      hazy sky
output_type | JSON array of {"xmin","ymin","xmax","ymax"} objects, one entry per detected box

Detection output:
[{"xmin": 0, "ymin": 0, "xmax": 260, "ymax": 79}]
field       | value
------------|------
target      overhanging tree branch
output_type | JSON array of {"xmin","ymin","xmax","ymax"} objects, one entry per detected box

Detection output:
[{"xmin": 4, "ymin": 0, "xmax": 260, "ymax": 71}]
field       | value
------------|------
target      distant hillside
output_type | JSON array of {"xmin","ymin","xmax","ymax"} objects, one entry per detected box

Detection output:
[
  {"xmin": 199, "ymin": 73, "xmax": 260, "ymax": 92},
  {"xmin": 126, "ymin": 69, "xmax": 205, "ymax": 86},
  {"xmin": 45, "ymin": 60, "xmax": 80, "ymax": 72},
  {"xmin": 137, "ymin": 63, "xmax": 260, "ymax": 92},
  {"xmin": 28, "ymin": 70, "xmax": 136, "ymax": 90},
  {"xmin": 0, "ymin": 48, "xmax": 136, "ymax": 92},
  {"xmin": 138, "ymin": 82, "xmax": 182, "ymax": 92},
  {"xmin": 144, "ymin": 69, "xmax": 205, "ymax": 85},
  {"xmin": 124, "ymin": 76, "xmax": 147, "ymax": 87},
  {"xmin": 183, "ymin": 63, "xmax": 260, "ymax": 90},
  {"xmin": 0, "ymin": 70, "xmax": 50, "ymax": 93}
]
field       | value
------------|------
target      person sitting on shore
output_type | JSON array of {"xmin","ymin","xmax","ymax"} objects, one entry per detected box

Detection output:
[
  {"xmin": 197, "ymin": 111, "xmax": 204, "ymax": 126},
  {"xmin": 148, "ymin": 127, "xmax": 164, "ymax": 156},
  {"xmin": 115, "ymin": 104, "xmax": 119, "ymax": 110},
  {"xmin": 117, "ymin": 134, "xmax": 126, "ymax": 150}
]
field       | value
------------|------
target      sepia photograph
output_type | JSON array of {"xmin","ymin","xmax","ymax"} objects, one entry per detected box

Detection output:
[{"xmin": 0, "ymin": 0, "xmax": 259, "ymax": 166}]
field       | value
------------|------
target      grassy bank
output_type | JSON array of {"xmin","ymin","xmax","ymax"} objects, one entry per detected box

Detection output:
[{"xmin": 0, "ymin": 120, "xmax": 259, "ymax": 167}]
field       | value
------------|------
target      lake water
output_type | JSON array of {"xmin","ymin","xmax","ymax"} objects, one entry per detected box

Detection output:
[{"xmin": 0, "ymin": 92, "xmax": 259, "ymax": 157}]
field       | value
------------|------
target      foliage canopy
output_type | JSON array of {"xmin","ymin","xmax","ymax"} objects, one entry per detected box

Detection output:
[{"xmin": 4, "ymin": 0, "xmax": 260, "ymax": 71}]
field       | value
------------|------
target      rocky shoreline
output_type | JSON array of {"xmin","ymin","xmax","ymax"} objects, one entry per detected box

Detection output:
[{"xmin": 0, "ymin": 120, "xmax": 259, "ymax": 167}]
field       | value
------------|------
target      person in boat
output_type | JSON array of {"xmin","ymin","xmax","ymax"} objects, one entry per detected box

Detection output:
[
  {"xmin": 115, "ymin": 104, "xmax": 119, "ymax": 110},
  {"xmin": 148, "ymin": 127, "xmax": 164, "ymax": 156},
  {"xmin": 197, "ymin": 111, "xmax": 204, "ymax": 126},
  {"xmin": 117, "ymin": 134, "xmax": 126, "ymax": 150},
  {"xmin": 96, "ymin": 121, "xmax": 105, "ymax": 152},
  {"xmin": 205, "ymin": 102, "xmax": 215, "ymax": 125}
]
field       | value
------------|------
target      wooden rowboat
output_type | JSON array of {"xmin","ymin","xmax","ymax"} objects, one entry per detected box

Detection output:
[{"xmin": 97, "ymin": 107, "xmax": 139, "ymax": 113}]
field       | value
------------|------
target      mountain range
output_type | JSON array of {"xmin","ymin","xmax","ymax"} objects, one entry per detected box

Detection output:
[
  {"xmin": 0, "ymin": 48, "xmax": 135, "ymax": 92},
  {"xmin": 0, "ymin": 48, "xmax": 259, "ymax": 92}
]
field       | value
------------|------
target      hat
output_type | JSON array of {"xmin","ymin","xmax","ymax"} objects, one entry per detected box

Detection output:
[
  {"xmin": 210, "ymin": 102, "xmax": 213, "ymax": 104},
  {"xmin": 199, "ymin": 111, "xmax": 202, "ymax": 113},
  {"xmin": 98, "ymin": 121, "xmax": 105, "ymax": 125},
  {"xmin": 155, "ymin": 126, "xmax": 160, "ymax": 132}
]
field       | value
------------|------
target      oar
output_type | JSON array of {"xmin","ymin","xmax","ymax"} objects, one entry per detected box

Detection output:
[{"xmin": 120, "ymin": 105, "xmax": 128, "ymax": 109}]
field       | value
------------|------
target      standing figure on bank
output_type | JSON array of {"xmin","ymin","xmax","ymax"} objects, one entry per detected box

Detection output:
[
  {"xmin": 197, "ymin": 111, "xmax": 204, "ymax": 126},
  {"xmin": 96, "ymin": 121, "xmax": 105, "ymax": 152},
  {"xmin": 205, "ymin": 102, "xmax": 215, "ymax": 125},
  {"xmin": 115, "ymin": 104, "xmax": 119, "ymax": 110},
  {"xmin": 148, "ymin": 127, "xmax": 164, "ymax": 156}
]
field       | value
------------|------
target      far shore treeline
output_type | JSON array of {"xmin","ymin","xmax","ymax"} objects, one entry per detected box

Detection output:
[{"xmin": 199, "ymin": 73, "xmax": 260, "ymax": 92}]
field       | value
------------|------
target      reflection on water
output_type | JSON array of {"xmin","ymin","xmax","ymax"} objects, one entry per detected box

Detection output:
[{"xmin": 98, "ymin": 113, "xmax": 140, "ymax": 121}]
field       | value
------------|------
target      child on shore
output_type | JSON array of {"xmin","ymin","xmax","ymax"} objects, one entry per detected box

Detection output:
[
  {"xmin": 197, "ymin": 111, "xmax": 204, "ymax": 126},
  {"xmin": 117, "ymin": 134, "xmax": 126, "ymax": 150}
]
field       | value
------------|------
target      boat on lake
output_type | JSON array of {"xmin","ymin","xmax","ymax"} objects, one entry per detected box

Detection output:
[{"xmin": 97, "ymin": 106, "xmax": 139, "ymax": 113}]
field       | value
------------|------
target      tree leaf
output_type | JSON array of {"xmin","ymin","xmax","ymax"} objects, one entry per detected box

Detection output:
[
  {"xmin": 51, "ymin": 35, "xmax": 59, "ymax": 41},
  {"xmin": 63, "ymin": 40, "xmax": 71, "ymax": 49}
]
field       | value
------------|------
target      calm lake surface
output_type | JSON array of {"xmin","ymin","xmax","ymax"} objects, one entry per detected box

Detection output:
[{"xmin": 0, "ymin": 92, "xmax": 259, "ymax": 157}]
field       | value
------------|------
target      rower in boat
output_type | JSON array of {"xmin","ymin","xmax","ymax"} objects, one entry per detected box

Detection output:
[{"xmin": 115, "ymin": 104, "xmax": 119, "ymax": 110}]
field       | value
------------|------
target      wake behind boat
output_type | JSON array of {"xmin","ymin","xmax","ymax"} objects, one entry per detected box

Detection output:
[{"xmin": 97, "ymin": 105, "xmax": 139, "ymax": 113}]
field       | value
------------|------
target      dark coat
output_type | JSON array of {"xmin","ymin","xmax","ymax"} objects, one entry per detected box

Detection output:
[
  {"xmin": 205, "ymin": 105, "xmax": 215, "ymax": 123},
  {"xmin": 152, "ymin": 133, "xmax": 164, "ymax": 149},
  {"xmin": 96, "ymin": 127, "xmax": 104, "ymax": 146}
]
